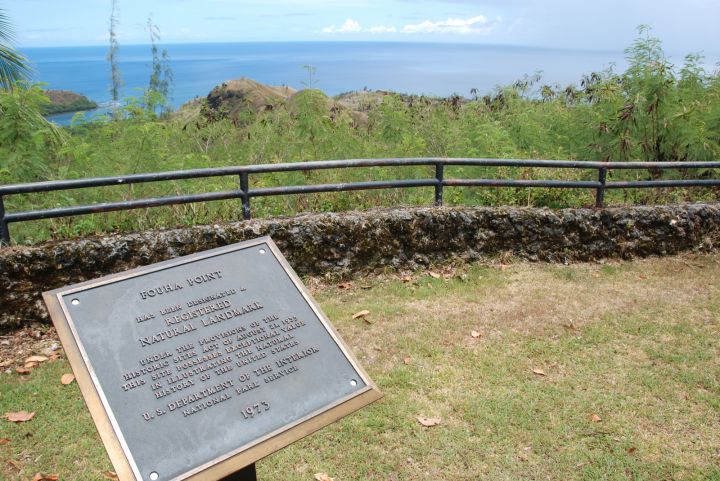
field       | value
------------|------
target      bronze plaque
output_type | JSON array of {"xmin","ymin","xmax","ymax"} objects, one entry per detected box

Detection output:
[{"xmin": 43, "ymin": 237, "xmax": 382, "ymax": 481}]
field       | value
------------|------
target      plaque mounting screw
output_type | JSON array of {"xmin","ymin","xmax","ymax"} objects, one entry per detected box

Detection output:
[
  {"xmin": 350, "ymin": 379, "xmax": 357, "ymax": 386},
  {"xmin": 259, "ymin": 248, "xmax": 266, "ymax": 254},
  {"xmin": 149, "ymin": 472, "xmax": 159, "ymax": 480},
  {"xmin": 71, "ymin": 299, "xmax": 80, "ymax": 306}
]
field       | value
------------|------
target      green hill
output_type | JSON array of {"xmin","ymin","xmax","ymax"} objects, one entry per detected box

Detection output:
[{"xmin": 42, "ymin": 89, "xmax": 97, "ymax": 115}]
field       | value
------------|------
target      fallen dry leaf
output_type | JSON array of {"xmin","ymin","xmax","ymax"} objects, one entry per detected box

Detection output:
[
  {"xmin": 428, "ymin": 271, "xmax": 441, "ymax": 279},
  {"xmin": 499, "ymin": 264, "xmax": 510, "ymax": 271},
  {"xmin": 3, "ymin": 411, "xmax": 35, "ymax": 423},
  {"xmin": 337, "ymin": 282, "xmax": 353, "ymax": 290},
  {"xmin": 314, "ymin": 473, "xmax": 335, "ymax": 481},
  {"xmin": 416, "ymin": 415, "xmax": 442, "ymax": 427},
  {"xmin": 15, "ymin": 367, "xmax": 31, "ymax": 375},
  {"xmin": 102, "ymin": 471, "xmax": 119, "ymax": 480},
  {"xmin": 0, "ymin": 438, "xmax": 9, "ymax": 445},
  {"xmin": 471, "ymin": 330, "xmax": 482, "ymax": 338},
  {"xmin": 401, "ymin": 275, "xmax": 412, "ymax": 283},
  {"xmin": 532, "ymin": 368, "xmax": 546, "ymax": 376},
  {"xmin": 0, "ymin": 360, "xmax": 12, "ymax": 368},
  {"xmin": 61, "ymin": 373, "xmax": 75, "ymax": 385},
  {"xmin": 24, "ymin": 361, "xmax": 39, "ymax": 369},
  {"xmin": 403, "ymin": 357, "xmax": 411, "ymax": 365},
  {"xmin": 626, "ymin": 446, "xmax": 637, "ymax": 454},
  {"xmin": 7, "ymin": 459, "xmax": 21, "ymax": 470},
  {"xmin": 352, "ymin": 310, "xmax": 370, "ymax": 320},
  {"xmin": 590, "ymin": 413, "xmax": 602, "ymax": 423},
  {"xmin": 25, "ymin": 355, "xmax": 48, "ymax": 364},
  {"xmin": 31, "ymin": 474, "xmax": 59, "ymax": 481}
]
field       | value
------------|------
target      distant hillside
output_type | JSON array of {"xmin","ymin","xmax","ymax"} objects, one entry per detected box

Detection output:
[
  {"xmin": 43, "ymin": 90, "xmax": 97, "ymax": 115},
  {"xmin": 191, "ymin": 78, "xmax": 399, "ymax": 128}
]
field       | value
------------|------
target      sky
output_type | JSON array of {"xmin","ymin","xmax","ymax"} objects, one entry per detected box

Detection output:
[{"xmin": 6, "ymin": 0, "xmax": 720, "ymax": 55}]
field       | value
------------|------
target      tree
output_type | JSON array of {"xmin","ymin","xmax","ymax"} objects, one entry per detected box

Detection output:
[
  {"xmin": 146, "ymin": 16, "xmax": 173, "ymax": 115},
  {"xmin": 0, "ymin": 8, "xmax": 30, "ymax": 89},
  {"xmin": 0, "ymin": 9, "xmax": 61, "ymax": 168},
  {"xmin": 301, "ymin": 64, "xmax": 318, "ymax": 88},
  {"xmin": 0, "ymin": 82, "xmax": 64, "ymax": 153},
  {"xmin": 108, "ymin": 0, "xmax": 122, "ymax": 113}
]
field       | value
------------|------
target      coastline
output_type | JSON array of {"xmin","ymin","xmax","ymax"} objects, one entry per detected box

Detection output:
[{"xmin": 24, "ymin": 42, "xmax": 635, "ymax": 115}]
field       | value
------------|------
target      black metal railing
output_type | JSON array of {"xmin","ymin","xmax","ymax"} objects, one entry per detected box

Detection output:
[{"xmin": 1, "ymin": 157, "xmax": 719, "ymax": 245}]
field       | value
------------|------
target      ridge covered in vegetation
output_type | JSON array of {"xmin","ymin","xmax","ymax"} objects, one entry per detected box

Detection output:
[
  {"xmin": 41, "ymin": 90, "xmax": 97, "ymax": 115},
  {"xmin": 0, "ymin": 28, "xmax": 718, "ymax": 244}
]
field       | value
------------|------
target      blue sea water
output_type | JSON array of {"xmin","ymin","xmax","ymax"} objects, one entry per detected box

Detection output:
[{"xmin": 21, "ymin": 42, "xmax": 635, "ymax": 124}]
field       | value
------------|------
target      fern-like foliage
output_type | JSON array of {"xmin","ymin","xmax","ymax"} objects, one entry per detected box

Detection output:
[{"xmin": 0, "ymin": 8, "xmax": 30, "ymax": 89}]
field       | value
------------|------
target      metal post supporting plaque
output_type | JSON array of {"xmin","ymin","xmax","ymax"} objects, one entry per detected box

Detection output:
[
  {"xmin": 44, "ymin": 237, "xmax": 382, "ymax": 481},
  {"xmin": 220, "ymin": 463, "xmax": 256, "ymax": 481}
]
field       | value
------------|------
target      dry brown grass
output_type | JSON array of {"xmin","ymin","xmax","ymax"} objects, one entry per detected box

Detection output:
[{"xmin": 303, "ymin": 253, "xmax": 720, "ymax": 480}]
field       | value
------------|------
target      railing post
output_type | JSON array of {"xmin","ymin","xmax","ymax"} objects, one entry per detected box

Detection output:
[
  {"xmin": 434, "ymin": 162, "xmax": 444, "ymax": 207},
  {"xmin": 0, "ymin": 196, "xmax": 9, "ymax": 246},
  {"xmin": 239, "ymin": 172, "xmax": 251, "ymax": 220},
  {"xmin": 595, "ymin": 167, "xmax": 607, "ymax": 208}
]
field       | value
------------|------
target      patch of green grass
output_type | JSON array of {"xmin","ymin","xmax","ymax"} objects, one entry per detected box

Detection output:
[
  {"xmin": 0, "ymin": 360, "xmax": 114, "ymax": 479},
  {"xmin": 1, "ymin": 255, "xmax": 719, "ymax": 480}
]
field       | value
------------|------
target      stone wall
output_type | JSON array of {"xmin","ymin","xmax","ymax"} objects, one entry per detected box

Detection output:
[{"xmin": 2, "ymin": 203, "xmax": 719, "ymax": 329}]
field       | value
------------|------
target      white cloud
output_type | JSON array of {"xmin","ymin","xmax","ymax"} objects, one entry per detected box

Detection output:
[
  {"xmin": 402, "ymin": 15, "xmax": 499, "ymax": 35},
  {"xmin": 322, "ymin": 19, "xmax": 397, "ymax": 34},
  {"xmin": 369, "ymin": 25, "xmax": 398, "ymax": 33},
  {"xmin": 322, "ymin": 15, "xmax": 500, "ymax": 36},
  {"xmin": 322, "ymin": 18, "xmax": 362, "ymax": 33}
]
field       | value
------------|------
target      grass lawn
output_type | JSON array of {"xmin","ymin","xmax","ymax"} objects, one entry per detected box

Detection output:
[{"xmin": 1, "ymin": 254, "xmax": 719, "ymax": 481}]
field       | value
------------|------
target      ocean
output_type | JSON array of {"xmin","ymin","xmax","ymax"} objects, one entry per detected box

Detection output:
[{"xmin": 21, "ymin": 42, "xmax": 635, "ymax": 124}]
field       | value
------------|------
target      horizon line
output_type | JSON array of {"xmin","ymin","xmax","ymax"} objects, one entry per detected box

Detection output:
[{"xmin": 18, "ymin": 39, "xmax": 630, "ymax": 55}]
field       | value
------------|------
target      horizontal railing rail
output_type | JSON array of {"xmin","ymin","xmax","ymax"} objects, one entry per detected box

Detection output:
[{"xmin": 1, "ymin": 157, "xmax": 719, "ymax": 245}]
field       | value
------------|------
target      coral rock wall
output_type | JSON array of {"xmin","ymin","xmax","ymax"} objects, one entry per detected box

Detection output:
[{"xmin": 2, "ymin": 204, "xmax": 718, "ymax": 329}]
